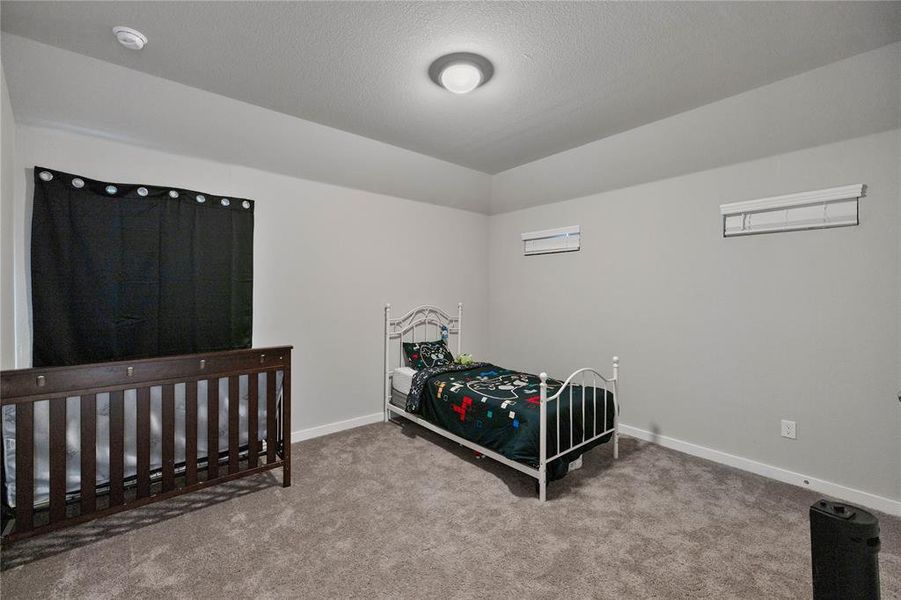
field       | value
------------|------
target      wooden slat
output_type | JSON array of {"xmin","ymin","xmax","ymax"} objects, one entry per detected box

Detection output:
[
  {"xmin": 108, "ymin": 390, "xmax": 125, "ymax": 507},
  {"xmin": 207, "ymin": 379, "xmax": 219, "ymax": 480},
  {"xmin": 247, "ymin": 372, "xmax": 258, "ymax": 468},
  {"xmin": 14, "ymin": 403, "xmax": 34, "ymax": 532},
  {"xmin": 185, "ymin": 381, "xmax": 198, "ymax": 485},
  {"xmin": 48, "ymin": 397, "xmax": 67, "ymax": 523},
  {"xmin": 80, "ymin": 394, "xmax": 97, "ymax": 515},
  {"xmin": 161, "ymin": 384, "xmax": 175, "ymax": 492},
  {"xmin": 136, "ymin": 387, "xmax": 151, "ymax": 499},
  {"xmin": 228, "ymin": 375, "xmax": 239, "ymax": 473},
  {"xmin": 266, "ymin": 371, "xmax": 276, "ymax": 463}
]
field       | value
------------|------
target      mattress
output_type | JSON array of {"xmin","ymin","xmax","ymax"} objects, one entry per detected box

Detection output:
[
  {"xmin": 392, "ymin": 367, "xmax": 416, "ymax": 396},
  {"xmin": 390, "ymin": 388, "xmax": 407, "ymax": 410}
]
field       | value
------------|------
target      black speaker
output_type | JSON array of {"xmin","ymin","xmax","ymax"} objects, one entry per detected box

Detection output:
[{"xmin": 810, "ymin": 499, "xmax": 880, "ymax": 600}]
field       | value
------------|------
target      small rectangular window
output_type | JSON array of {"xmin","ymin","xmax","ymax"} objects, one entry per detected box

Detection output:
[
  {"xmin": 720, "ymin": 185, "xmax": 863, "ymax": 237},
  {"xmin": 522, "ymin": 225, "xmax": 580, "ymax": 255}
]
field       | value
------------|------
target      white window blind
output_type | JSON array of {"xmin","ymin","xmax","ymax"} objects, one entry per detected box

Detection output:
[
  {"xmin": 521, "ymin": 225, "xmax": 580, "ymax": 255},
  {"xmin": 720, "ymin": 184, "xmax": 863, "ymax": 237}
]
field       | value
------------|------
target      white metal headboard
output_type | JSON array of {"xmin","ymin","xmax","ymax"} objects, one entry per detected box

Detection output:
[{"xmin": 384, "ymin": 303, "xmax": 463, "ymax": 408}]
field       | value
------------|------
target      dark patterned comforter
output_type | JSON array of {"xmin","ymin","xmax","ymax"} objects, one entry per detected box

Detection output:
[{"xmin": 405, "ymin": 363, "xmax": 615, "ymax": 479}]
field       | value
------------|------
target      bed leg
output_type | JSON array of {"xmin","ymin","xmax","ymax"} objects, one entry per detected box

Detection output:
[
  {"xmin": 539, "ymin": 372, "xmax": 547, "ymax": 502},
  {"xmin": 612, "ymin": 355, "xmax": 619, "ymax": 460},
  {"xmin": 613, "ymin": 428, "xmax": 619, "ymax": 460},
  {"xmin": 282, "ymin": 363, "xmax": 292, "ymax": 488},
  {"xmin": 538, "ymin": 470, "xmax": 547, "ymax": 503},
  {"xmin": 384, "ymin": 303, "xmax": 391, "ymax": 424}
]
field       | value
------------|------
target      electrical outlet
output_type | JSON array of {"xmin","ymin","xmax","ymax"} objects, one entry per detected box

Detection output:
[{"xmin": 781, "ymin": 419, "xmax": 797, "ymax": 440}]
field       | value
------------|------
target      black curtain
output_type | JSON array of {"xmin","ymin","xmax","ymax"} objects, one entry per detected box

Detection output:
[{"xmin": 31, "ymin": 167, "xmax": 254, "ymax": 367}]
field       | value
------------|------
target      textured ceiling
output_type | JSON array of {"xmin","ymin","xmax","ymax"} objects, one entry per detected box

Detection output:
[{"xmin": 2, "ymin": 1, "xmax": 900, "ymax": 174}]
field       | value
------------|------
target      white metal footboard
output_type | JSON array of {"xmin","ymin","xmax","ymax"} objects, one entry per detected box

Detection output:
[{"xmin": 538, "ymin": 357, "xmax": 619, "ymax": 502}]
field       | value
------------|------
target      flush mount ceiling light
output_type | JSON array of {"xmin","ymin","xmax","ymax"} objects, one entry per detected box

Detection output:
[
  {"xmin": 113, "ymin": 26, "xmax": 148, "ymax": 50},
  {"xmin": 429, "ymin": 52, "xmax": 494, "ymax": 94}
]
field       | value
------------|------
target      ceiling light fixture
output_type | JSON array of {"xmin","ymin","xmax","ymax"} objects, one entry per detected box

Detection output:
[
  {"xmin": 113, "ymin": 26, "xmax": 148, "ymax": 50},
  {"xmin": 429, "ymin": 53, "xmax": 493, "ymax": 95}
]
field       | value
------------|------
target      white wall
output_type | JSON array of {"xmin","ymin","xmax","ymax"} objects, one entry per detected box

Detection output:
[
  {"xmin": 13, "ymin": 125, "xmax": 490, "ymax": 435},
  {"xmin": 0, "ymin": 66, "xmax": 16, "ymax": 369},
  {"xmin": 488, "ymin": 129, "xmax": 901, "ymax": 504}
]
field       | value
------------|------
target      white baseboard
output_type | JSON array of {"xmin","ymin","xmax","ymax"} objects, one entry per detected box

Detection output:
[
  {"xmin": 291, "ymin": 412, "xmax": 384, "ymax": 443},
  {"xmin": 618, "ymin": 424, "xmax": 901, "ymax": 517}
]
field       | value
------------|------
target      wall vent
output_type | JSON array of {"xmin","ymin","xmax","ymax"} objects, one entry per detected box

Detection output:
[
  {"xmin": 522, "ymin": 225, "xmax": 580, "ymax": 255},
  {"xmin": 720, "ymin": 184, "xmax": 864, "ymax": 237}
]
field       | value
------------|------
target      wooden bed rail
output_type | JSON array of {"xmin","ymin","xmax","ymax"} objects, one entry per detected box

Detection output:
[{"xmin": 0, "ymin": 346, "xmax": 292, "ymax": 543}]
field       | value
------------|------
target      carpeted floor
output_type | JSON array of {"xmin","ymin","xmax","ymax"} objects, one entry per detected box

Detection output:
[{"xmin": 1, "ymin": 421, "xmax": 898, "ymax": 599}]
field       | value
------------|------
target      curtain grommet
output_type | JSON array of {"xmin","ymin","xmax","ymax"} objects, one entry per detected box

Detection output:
[
  {"xmin": 196, "ymin": 194, "xmax": 206, "ymax": 203},
  {"xmin": 242, "ymin": 200, "xmax": 251, "ymax": 209},
  {"xmin": 221, "ymin": 198, "xmax": 230, "ymax": 207},
  {"xmin": 137, "ymin": 187, "xmax": 149, "ymax": 197},
  {"xmin": 72, "ymin": 178, "xmax": 85, "ymax": 189},
  {"xmin": 39, "ymin": 171, "xmax": 53, "ymax": 182},
  {"xmin": 105, "ymin": 185, "xmax": 118, "ymax": 195},
  {"xmin": 169, "ymin": 190, "xmax": 179, "ymax": 198}
]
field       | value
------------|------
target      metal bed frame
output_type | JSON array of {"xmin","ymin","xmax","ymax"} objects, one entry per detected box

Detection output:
[{"xmin": 383, "ymin": 303, "xmax": 618, "ymax": 502}]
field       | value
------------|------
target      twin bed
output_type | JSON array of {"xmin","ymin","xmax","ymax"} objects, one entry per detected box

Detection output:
[{"xmin": 384, "ymin": 303, "xmax": 619, "ymax": 501}]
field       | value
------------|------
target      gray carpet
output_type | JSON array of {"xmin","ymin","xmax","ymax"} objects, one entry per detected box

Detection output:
[{"xmin": 1, "ymin": 421, "xmax": 898, "ymax": 599}]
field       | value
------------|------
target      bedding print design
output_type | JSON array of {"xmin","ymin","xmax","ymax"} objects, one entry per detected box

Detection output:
[
  {"xmin": 467, "ymin": 373, "xmax": 531, "ymax": 400},
  {"xmin": 405, "ymin": 363, "xmax": 616, "ymax": 478},
  {"xmin": 405, "ymin": 361, "xmax": 492, "ymax": 412},
  {"xmin": 403, "ymin": 340, "xmax": 454, "ymax": 369}
]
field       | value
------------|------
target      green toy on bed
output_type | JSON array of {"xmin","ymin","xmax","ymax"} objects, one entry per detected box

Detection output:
[{"xmin": 455, "ymin": 353, "xmax": 474, "ymax": 365}]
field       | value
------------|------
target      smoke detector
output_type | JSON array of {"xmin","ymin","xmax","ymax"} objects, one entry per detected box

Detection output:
[{"xmin": 113, "ymin": 26, "xmax": 148, "ymax": 50}]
